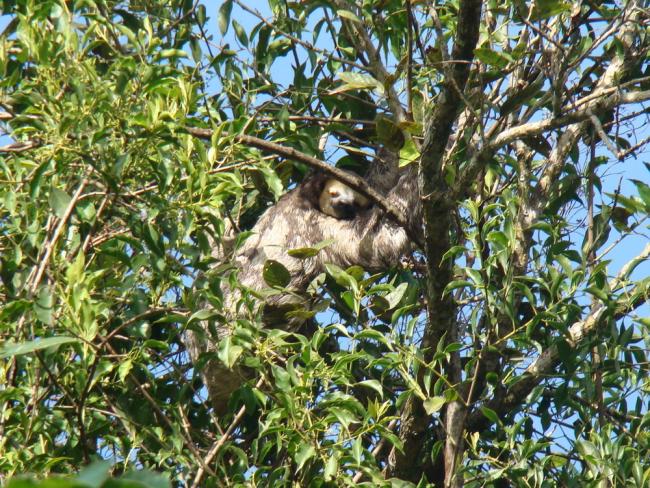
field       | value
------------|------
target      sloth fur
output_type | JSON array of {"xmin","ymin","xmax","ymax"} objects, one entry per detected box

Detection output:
[{"xmin": 184, "ymin": 148, "xmax": 422, "ymax": 412}]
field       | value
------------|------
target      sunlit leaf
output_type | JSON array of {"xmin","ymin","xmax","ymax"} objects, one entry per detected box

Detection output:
[{"xmin": 0, "ymin": 336, "xmax": 79, "ymax": 359}]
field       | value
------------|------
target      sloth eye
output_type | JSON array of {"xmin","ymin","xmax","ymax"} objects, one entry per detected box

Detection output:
[{"xmin": 329, "ymin": 190, "xmax": 339, "ymax": 197}]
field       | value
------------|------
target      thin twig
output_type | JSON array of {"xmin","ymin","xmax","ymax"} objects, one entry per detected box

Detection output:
[
  {"xmin": 191, "ymin": 377, "xmax": 265, "ymax": 488},
  {"xmin": 29, "ymin": 177, "xmax": 89, "ymax": 294},
  {"xmin": 352, "ymin": 418, "xmax": 399, "ymax": 482},
  {"xmin": 588, "ymin": 109, "xmax": 620, "ymax": 158}
]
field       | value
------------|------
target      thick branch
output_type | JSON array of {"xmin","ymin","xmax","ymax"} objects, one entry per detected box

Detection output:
[
  {"xmin": 389, "ymin": 0, "xmax": 483, "ymax": 484},
  {"xmin": 186, "ymin": 127, "xmax": 422, "ymax": 247},
  {"xmin": 489, "ymin": 88, "xmax": 650, "ymax": 150}
]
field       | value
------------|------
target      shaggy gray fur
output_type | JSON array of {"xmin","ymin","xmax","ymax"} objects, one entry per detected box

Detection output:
[{"xmin": 184, "ymin": 149, "xmax": 422, "ymax": 412}]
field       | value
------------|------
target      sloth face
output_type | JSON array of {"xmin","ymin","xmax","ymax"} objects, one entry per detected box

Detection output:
[
  {"xmin": 318, "ymin": 179, "xmax": 368, "ymax": 220},
  {"xmin": 327, "ymin": 187, "xmax": 357, "ymax": 219}
]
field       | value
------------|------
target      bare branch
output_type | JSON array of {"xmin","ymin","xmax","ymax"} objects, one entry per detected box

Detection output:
[
  {"xmin": 588, "ymin": 109, "xmax": 620, "ymax": 159},
  {"xmin": 29, "ymin": 177, "xmax": 89, "ymax": 294},
  {"xmin": 0, "ymin": 140, "xmax": 38, "ymax": 153},
  {"xmin": 191, "ymin": 377, "xmax": 264, "ymax": 488}
]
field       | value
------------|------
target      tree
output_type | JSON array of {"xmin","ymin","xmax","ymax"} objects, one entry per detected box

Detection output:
[{"xmin": 1, "ymin": 0, "xmax": 649, "ymax": 486}]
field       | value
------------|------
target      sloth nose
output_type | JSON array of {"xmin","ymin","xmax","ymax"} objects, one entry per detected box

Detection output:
[{"xmin": 336, "ymin": 203, "xmax": 356, "ymax": 219}]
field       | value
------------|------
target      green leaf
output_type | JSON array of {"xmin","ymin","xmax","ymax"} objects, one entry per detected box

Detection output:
[
  {"xmin": 336, "ymin": 9, "xmax": 361, "ymax": 24},
  {"xmin": 324, "ymin": 454, "xmax": 338, "ymax": 481},
  {"xmin": 294, "ymin": 443, "xmax": 316, "ymax": 472},
  {"xmin": 325, "ymin": 263, "xmax": 358, "ymax": 293},
  {"xmin": 334, "ymin": 71, "xmax": 383, "ymax": 94},
  {"xmin": 327, "ymin": 406, "xmax": 356, "ymax": 430},
  {"xmin": 117, "ymin": 470, "xmax": 171, "ymax": 488},
  {"xmin": 398, "ymin": 138, "xmax": 420, "ymax": 167},
  {"xmin": 263, "ymin": 259, "xmax": 291, "ymax": 288},
  {"xmin": 118, "ymin": 358, "xmax": 133, "ymax": 383},
  {"xmin": 480, "ymin": 406, "xmax": 500, "ymax": 424},
  {"xmin": 187, "ymin": 309, "xmax": 221, "ymax": 327},
  {"xmin": 531, "ymin": 0, "xmax": 571, "ymax": 20},
  {"xmin": 76, "ymin": 200, "xmax": 96, "ymax": 222},
  {"xmin": 423, "ymin": 396, "xmax": 446, "ymax": 414},
  {"xmin": 142, "ymin": 223, "xmax": 164, "ymax": 256},
  {"xmin": 218, "ymin": 0, "xmax": 233, "ymax": 35},
  {"xmin": 631, "ymin": 179, "xmax": 650, "ymax": 210},
  {"xmin": 49, "ymin": 187, "xmax": 72, "ymax": 218},
  {"xmin": 384, "ymin": 282, "xmax": 408, "ymax": 309},
  {"xmin": 218, "ymin": 337, "xmax": 243, "ymax": 368},
  {"xmin": 443, "ymin": 280, "xmax": 473, "ymax": 295},
  {"xmin": 34, "ymin": 286, "xmax": 54, "ymax": 324},
  {"xmin": 444, "ymin": 342, "xmax": 463, "ymax": 354},
  {"xmin": 585, "ymin": 286, "xmax": 609, "ymax": 302},
  {"xmin": 375, "ymin": 115, "xmax": 401, "ymax": 148},
  {"xmin": 259, "ymin": 166, "xmax": 283, "ymax": 200},
  {"xmin": 575, "ymin": 439, "xmax": 599, "ymax": 460},
  {"xmin": 66, "ymin": 253, "xmax": 85, "ymax": 284},
  {"xmin": 4, "ymin": 191, "xmax": 16, "ymax": 214},
  {"xmin": 287, "ymin": 238, "xmax": 334, "ymax": 259},
  {"xmin": 157, "ymin": 49, "xmax": 188, "ymax": 59},
  {"xmin": 76, "ymin": 460, "xmax": 111, "ymax": 487},
  {"xmin": 233, "ymin": 20, "xmax": 248, "ymax": 46},
  {"xmin": 356, "ymin": 379, "xmax": 384, "ymax": 398},
  {"xmin": 474, "ymin": 47, "xmax": 512, "ymax": 69},
  {"xmin": 0, "ymin": 336, "xmax": 79, "ymax": 359},
  {"xmin": 355, "ymin": 329, "xmax": 391, "ymax": 348},
  {"xmin": 352, "ymin": 437, "xmax": 363, "ymax": 464}
]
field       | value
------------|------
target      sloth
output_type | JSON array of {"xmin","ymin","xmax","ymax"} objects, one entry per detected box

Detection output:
[
  {"xmin": 185, "ymin": 149, "xmax": 421, "ymax": 413},
  {"xmin": 318, "ymin": 178, "xmax": 371, "ymax": 219}
]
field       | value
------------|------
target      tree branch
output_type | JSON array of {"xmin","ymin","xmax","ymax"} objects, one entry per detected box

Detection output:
[
  {"xmin": 185, "ymin": 127, "xmax": 422, "ymax": 248},
  {"xmin": 389, "ymin": 0, "xmax": 483, "ymax": 484},
  {"xmin": 488, "ymin": 88, "xmax": 650, "ymax": 151},
  {"xmin": 28, "ymin": 177, "xmax": 89, "ymax": 294},
  {"xmin": 466, "ymin": 243, "xmax": 650, "ymax": 432},
  {"xmin": 0, "ymin": 140, "xmax": 38, "ymax": 153}
]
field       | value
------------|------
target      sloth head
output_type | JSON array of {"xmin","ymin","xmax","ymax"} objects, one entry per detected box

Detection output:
[{"xmin": 318, "ymin": 178, "xmax": 370, "ymax": 220}]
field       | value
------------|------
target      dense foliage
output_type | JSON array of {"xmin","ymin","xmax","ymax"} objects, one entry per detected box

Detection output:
[{"xmin": 0, "ymin": 0, "xmax": 649, "ymax": 486}]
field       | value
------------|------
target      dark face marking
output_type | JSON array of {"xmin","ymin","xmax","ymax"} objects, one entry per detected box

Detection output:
[{"xmin": 330, "ymin": 200, "xmax": 356, "ymax": 219}]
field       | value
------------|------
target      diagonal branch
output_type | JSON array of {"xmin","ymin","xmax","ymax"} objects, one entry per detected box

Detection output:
[
  {"xmin": 488, "ymin": 88, "xmax": 650, "ymax": 153},
  {"xmin": 186, "ymin": 127, "xmax": 422, "ymax": 248},
  {"xmin": 329, "ymin": 0, "xmax": 407, "ymax": 124},
  {"xmin": 0, "ymin": 140, "xmax": 38, "ymax": 153},
  {"xmin": 466, "ymin": 243, "xmax": 650, "ymax": 432},
  {"xmin": 29, "ymin": 176, "xmax": 89, "ymax": 294}
]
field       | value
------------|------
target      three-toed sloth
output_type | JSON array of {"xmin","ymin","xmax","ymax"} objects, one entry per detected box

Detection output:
[
  {"xmin": 185, "ymin": 150, "xmax": 421, "ymax": 413},
  {"xmin": 299, "ymin": 171, "xmax": 371, "ymax": 220}
]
